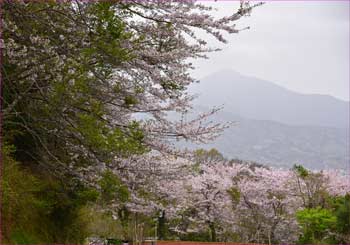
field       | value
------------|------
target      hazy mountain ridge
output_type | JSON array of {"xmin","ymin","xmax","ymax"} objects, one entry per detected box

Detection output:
[
  {"xmin": 187, "ymin": 108, "xmax": 349, "ymax": 170},
  {"xmin": 190, "ymin": 69, "xmax": 349, "ymax": 129},
  {"xmin": 182, "ymin": 70, "xmax": 349, "ymax": 169}
]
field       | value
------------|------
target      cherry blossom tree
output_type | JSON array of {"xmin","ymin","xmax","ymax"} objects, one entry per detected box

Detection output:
[
  {"xmin": 235, "ymin": 167, "xmax": 300, "ymax": 243},
  {"xmin": 323, "ymin": 170, "xmax": 350, "ymax": 197},
  {"xmin": 97, "ymin": 156, "xmax": 350, "ymax": 243},
  {"xmin": 3, "ymin": 0, "xmax": 262, "ymax": 184},
  {"xmin": 5, "ymin": 1, "xmax": 350, "ymax": 243},
  {"xmin": 176, "ymin": 164, "xmax": 237, "ymax": 241},
  {"xmin": 3, "ymin": 1, "xmax": 264, "ymax": 241}
]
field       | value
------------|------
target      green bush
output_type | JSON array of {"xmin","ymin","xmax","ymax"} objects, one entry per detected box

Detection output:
[
  {"xmin": 297, "ymin": 207, "xmax": 337, "ymax": 244},
  {"xmin": 1, "ymin": 142, "xmax": 97, "ymax": 244}
]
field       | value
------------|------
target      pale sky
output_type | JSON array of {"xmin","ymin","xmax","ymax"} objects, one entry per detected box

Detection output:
[{"xmin": 192, "ymin": 1, "xmax": 350, "ymax": 101}]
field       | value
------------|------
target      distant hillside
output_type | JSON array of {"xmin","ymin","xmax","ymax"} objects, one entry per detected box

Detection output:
[
  {"xmin": 190, "ymin": 69, "xmax": 349, "ymax": 129},
  {"xmin": 178, "ymin": 70, "xmax": 349, "ymax": 169},
  {"xmin": 182, "ymin": 108, "xmax": 349, "ymax": 170}
]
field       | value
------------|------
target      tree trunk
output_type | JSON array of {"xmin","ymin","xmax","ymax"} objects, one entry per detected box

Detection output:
[
  {"xmin": 158, "ymin": 210, "xmax": 166, "ymax": 240},
  {"xmin": 209, "ymin": 222, "xmax": 216, "ymax": 242}
]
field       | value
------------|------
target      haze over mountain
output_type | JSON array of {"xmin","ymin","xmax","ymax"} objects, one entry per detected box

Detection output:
[
  {"xmin": 190, "ymin": 69, "xmax": 349, "ymax": 129},
  {"xmin": 184, "ymin": 70, "xmax": 349, "ymax": 169}
]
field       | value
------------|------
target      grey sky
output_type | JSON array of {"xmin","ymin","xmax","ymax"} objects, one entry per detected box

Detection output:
[{"xmin": 191, "ymin": 1, "xmax": 350, "ymax": 101}]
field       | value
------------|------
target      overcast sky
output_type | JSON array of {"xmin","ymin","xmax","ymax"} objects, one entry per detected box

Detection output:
[{"xmin": 191, "ymin": 1, "xmax": 350, "ymax": 101}]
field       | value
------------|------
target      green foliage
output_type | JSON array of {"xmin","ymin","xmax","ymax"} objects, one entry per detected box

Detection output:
[
  {"xmin": 124, "ymin": 95, "xmax": 138, "ymax": 107},
  {"xmin": 2, "ymin": 143, "xmax": 43, "ymax": 243},
  {"xmin": 227, "ymin": 187, "xmax": 241, "ymax": 206},
  {"xmin": 1, "ymin": 142, "xmax": 98, "ymax": 244},
  {"xmin": 334, "ymin": 194, "xmax": 350, "ymax": 234},
  {"xmin": 296, "ymin": 207, "xmax": 337, "ymax": 244},
  {"xmin": 157, "ymin": 211, "xmax": 168, "ymax": 240},
  {"xmin": 9, "ymin": 230, "xmax": 38, "ymax": 245},
  {"xmin": 2, "ymin": 2, "xmax": 147, "ymax": 243},
  {"xmin": 329, "ymin": 194, "xmax": 350, "ymax": 243},
  {"xmin": 161, "ymin": 81, "xmax": 185, "ymax": 92},
  {"xmin": 107, "ymin": 238, "xmax": 123, "ymax": 245},
  {"xmin": 3, "ymin": 0, "xmax": 146, "ymax": 176},
  {"xmin": 99, "ymin": 170, "xmax": 130, "ymax": 203},
  {"xmin": 76, "ymin": 113, "xmax": 147, "ymax": 161},
  {"xmin": 293, "ymin": 164, "xmax": 309, "ymax": 178},
  {"xmin": 293, "ymin": 164, "xmax": 331, "ymax": 209},
  {"xmin": 180, "ymin": 232, "xmax": 211, "ymax": 242},
  {"xmin": 83, "ymin": 2, "xmax": 133, "ymax": 68},
  {"xmin": 82, "ymin": 206, "xmax": 124, "ymax": 239},
  {"xmin": 194, "ymin": 148, "xmax": 225, "ymax": 166}
]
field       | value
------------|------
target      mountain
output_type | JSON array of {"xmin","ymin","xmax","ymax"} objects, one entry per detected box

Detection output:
[
  {"xmin": 190, "ymin": 69, "xmax": 349, "ymax": 129},
  {"xmin": 180, "ymin": 70, "xmax": 349, "ymax": 169},
  {"xmin": 184, "ymin": 108, "xmax": 349, "ymax": 170}
]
